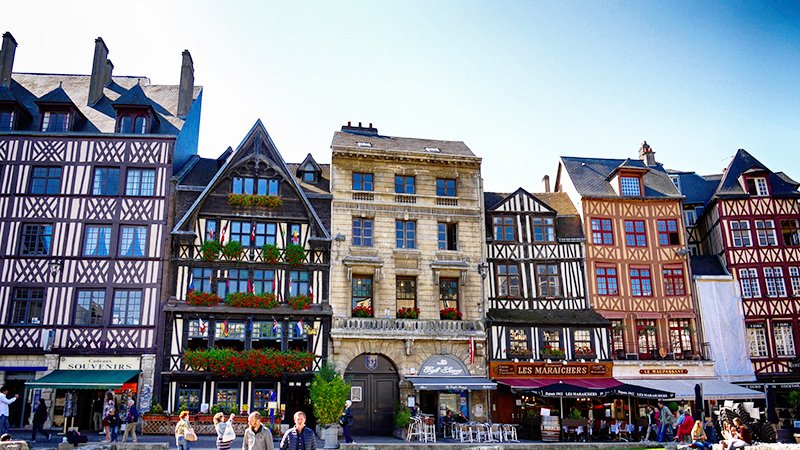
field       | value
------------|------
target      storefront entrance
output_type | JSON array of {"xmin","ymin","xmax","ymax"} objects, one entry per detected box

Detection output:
[{"xmin": 345, "ymin": 354, "xmax": 398, "ymax": 436}]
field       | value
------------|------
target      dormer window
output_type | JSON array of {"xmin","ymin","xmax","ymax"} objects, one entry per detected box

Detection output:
[
  {"xmin": 134, "ymin": 116, "xmax": 148, "ymax": 134},
  {"xmin": 302, "ymin": 171, "xmax": 316, "ymax": 183},
  {"xmin": 41, "ymin": 111, "xmax": 70, "ymax": 132},
  {"xmin": 620, "ymin": 176, "xmax": 642, "ymax": 196},
  {"xmin": 745, "ymin": 177, "xmax": 769, "ymax": 196},
  {"xmin": 0, "ymin": 109, "xmax": 15, "ymax": 131},
  {"xmin": 116, "ymin": 113, "xmax": 151, "ymax": 134}
]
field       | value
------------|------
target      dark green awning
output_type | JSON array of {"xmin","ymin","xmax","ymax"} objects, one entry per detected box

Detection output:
[{"xmin": 26, "ymin": 370, "xmax": 139, "ymax": 390}]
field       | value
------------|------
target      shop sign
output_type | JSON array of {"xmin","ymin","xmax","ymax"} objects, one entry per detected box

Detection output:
[
  {"xmin": 639, "ymin": 368, "xmax": 689, "ymax": 375},
  {"xmin": 419, "ymin": 355, "xmax": 468, "ymax": 376},
  {"xmin": 489, "ymin": 361, "xmax": 612, "ymax": 378},
  {"xmin": 60, "ymin": 356, "xmax": 140, "ymax": 370}
]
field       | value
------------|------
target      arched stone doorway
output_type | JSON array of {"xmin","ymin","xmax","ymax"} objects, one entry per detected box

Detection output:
[{"xmin": 344, "ymin": 354, "xmax": 399, "ymax": 436}]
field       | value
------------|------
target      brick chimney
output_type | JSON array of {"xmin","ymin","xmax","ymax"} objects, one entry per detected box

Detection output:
[
  {"xmin": 341, "ymin": 121, "xmax": 378, "ymax": 136},
  {"xmin": 177, "ymin": 50, "xmax": 194, "ymax": 118},
  {"xmin": 542, "ymin": 175, "xmax": 551, "ymax": 193},
  {"xmin": 639, "ymin": 141, "xmax": 657, "ymax": 166},
  {"xmin": 0, "ymin": 32, "xmax": 18, "ymax": 88},
  {"xmin": 88, "ymin": 37, "xmax": 110, "ymax": 105}
]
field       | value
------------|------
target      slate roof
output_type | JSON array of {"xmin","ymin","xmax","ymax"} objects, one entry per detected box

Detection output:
[
  {"xmin": 176, "ymin": 155, "xmax": 222, "ymax": 187},
  {"xmin": 35, "ymin": 83, "xmax": 75, "ymax": 104},
  {"xmin": 487, "ymin": 308, "xmax": 610, "ymax": 326},
  {"xmin": 287, "ymin": 163, "xmax": 331, "ymax": 196},
  {"xmin": 536, "ymin": 192, "xmax": 580, "ymax": 216},
  {"xmin": 559, "ymin": 156, "xmax": 681, "ymax": 199},
  {"xmin": 0, "ymin": 85, "xmax": 19, "ymax": 103},
  {"xmin": 7, "ymin": 73, "xmax": 201, "ymax": 134},
  {"xmin": 690, "ymin": 255, "xmax": 729, "ymax": 276},
  {"xmin": 666, "ymin": 170, "xmax": 718, "ymax": 205},
  {"xmin": 483, "ymin": 192, "xmax": 507, "ymax": 210},
  {"xmin": 112, "ymin": 82, "xmax": 154, "ymax": 107},
  {"xmin": 332, "ymin": 130, "xmax": 477, "ymax": 158},
  {"xmin": 715, "ymin": 149, "xmax": 800, "ymax": 198}
]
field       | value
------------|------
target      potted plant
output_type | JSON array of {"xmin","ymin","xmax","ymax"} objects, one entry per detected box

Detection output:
[
  {"xmin": 440, "ymin": 307, "xmax": 462, "ymax": 320},
  {"xmin": 285, "ymin": 243, "xmax": 306, "ymax": 266},
  {"xmin": 186, "ymin": 290, "xmax": 222, "ymax": 306},
  {"xmin": 288, "ymin": 294, "xmax": 312, "ymax": 310},
  {"xmin": 225, "ymin": 292, "xmax": 279, "ymax": 309},
  {"xmin": 200, "ymin": 240, "xmax": 222, "ymax": 261},
  {"xmin": 540, "ymin": 345, "xmax": 565, "ymax": 359},
  {"xmin": 396, "ymin": 307, "xmax": 420, "ymax": 319},
  {"xmin": 392, "ymin": 403, "xmax": 412, "ymax": 440},
  {"xmin": 262, "ymin": 243, "xmax": 281, "ymax": 263},
  {"xmin": 309, "ymin": 362, "xmax": 351, "ymax": 449},
  {"xmin": 222, "ymin": 240, "xmax": 244, "ymax": 260},
  {"xmin": 352, "ymin": 305, "xmax": 373, "ymax": 318}
]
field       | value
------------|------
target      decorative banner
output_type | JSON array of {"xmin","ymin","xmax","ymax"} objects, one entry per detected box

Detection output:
[
  {"xmin": 489, "ymin": 361, "xmax": 612, "ymax": 378},
  {"xmin": 469, "ymin": 337, "xmax": 475, "ymax": 365}
]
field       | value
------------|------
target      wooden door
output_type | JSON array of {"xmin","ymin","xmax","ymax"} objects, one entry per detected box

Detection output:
[{"xmin": 345, "ymin": 354, "xmax": 399, "ymax": 436}]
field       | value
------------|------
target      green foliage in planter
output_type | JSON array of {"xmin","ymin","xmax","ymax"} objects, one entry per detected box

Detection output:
[
  {"xmin": 262, "ymin": 244, "xmax": 281, "ymax": 263},
  {"xmin": 186, "ymin": 290, "xmax": 221, "ymax": 306},
  {"xmin": 439, "ymin": 307, "xmax": 462, "ymax": 320},
  {"xmin": 351, "ymin": 305, "xmax": 373, "ymax": 318},
  {"xmin": 201, "ymin": 240, "xmax": 222, "ymax": 261},
  {"xmin": 394, "ymin": 403, "xmax": 412, "ymax": 428},
  {"xmin": 228, "ymin": 404, "xmax": 239, "ymax": 415},
  {"xmin": 288, "ymin": 294, "xmax": 312, "ymax": 310},
  {"xmin": 397, "ymin": 307, "xmax": 420, "ymax": 319},
  {"xmin": 222, "ymin": 240, "xmax": 244, "ymax": 260},
  {"xmin": 285, "ymin": 244, "xmax": 306, "ymax": 266},
  {"xmin": 789, "ymin": 391, "xmax": 800, "ymax": 418},
  {"xmin": 183, "ymin": 347, "xmax": 314, "ymax": 377},
  {"xmin": 210, "ymin": 404, "xmax": 221, "ymax": 415},
  {"xmin": 228, "ymin": 193, "xmax": 284, "ymax": 208},
  {"xmin": 150, "ymin": 402, "xmax": 164, "ymax": 414},
  {"xmin": 309, "ymin": 362, "xmax": 351, "ymax": 426},
  {"xmin": 225, "ymin": 292, "xmax": 279, "ymax": 309},
  {"xmin": 178, "ymin": 404, "xmax": 189, "ymax": 413}
]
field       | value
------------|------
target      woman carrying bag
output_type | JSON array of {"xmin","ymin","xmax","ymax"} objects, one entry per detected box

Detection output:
[
  {"xmin": 214, "ymin": 412, "xmax": 237, "ymax": 450},
  {"xmin": 175, "ymin": 411, "xmax": 197, "ymax": 450}
]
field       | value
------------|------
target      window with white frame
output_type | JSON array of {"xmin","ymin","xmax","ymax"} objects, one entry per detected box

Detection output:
[
  {"xmin": 532, "ymin": 217, "xmax": 555, "ymax": 242},
  {"xmin": 620, "ymin": 176, "xmax": 641, "ymax": 196},
  {"xmin": 125, "ymin": 168, "xmax": 156, "ymax": 196},
  {"xmin": 755, "ymin": 220, "xmax": 777, "ymax": 246},
  {"xmin": 739, "ymin": 268, "xmax": 761, "ymax": 298},
  {"xmin": 730, "ymin": 221, "xmax": 752, "ymax": 247},
  {"xmin": 745, "ymin": 177, "xmax": 769, "ymax": 196},
  {"xmin": 746, "ymin": 323, "xmax": 768, "ymax": 357},
  {"xmin": 774, "ymin": 322, "xmax": 796, "ymax": 357},
  {"xmin": 112, "ymin": 290, "xmax": 142, "ymax": 325},
  {"xmin": 764, "ymin": 267, "xmax": 787, "ymax": 297},
  {"xmin": 790, "ymin": 267, "xmax": 800, "ymax": 296},
  {"xmin": 119, "ymin": 226, "xmax": 147, "ymax": 257},
  {"xmin": 684, "ymin": 210, "xmax": 696, "ymax": 227}
]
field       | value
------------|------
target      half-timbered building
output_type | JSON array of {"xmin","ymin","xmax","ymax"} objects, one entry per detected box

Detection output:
[
  {"xmin": 163, "ymin": 121, "xmax": 331, "ymax": 428},
  {"xmin": 691, "ymin": 149, "xmax": 800, "ymax": 404},
  {"xmin": 0, "ymin": 33, "xmax": 201, "ymax": 428},
  {"xmin": 483, "ymin": 188, "xmax": 612, "ymax": 424},
  {"xmin": 328, "ymin": 123, "xmax": 493, "ymax": 436}
]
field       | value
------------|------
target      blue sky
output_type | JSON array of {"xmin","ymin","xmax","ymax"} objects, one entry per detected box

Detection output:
[{"xmin": 5, "ymin": 1, "xmax": 800, "ymax": 191}]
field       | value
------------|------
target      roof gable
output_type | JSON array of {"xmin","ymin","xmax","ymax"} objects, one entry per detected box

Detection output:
[
  {"xmin": 486, "ymin": 188, "xmax": 556, "ymax": 214},
  {"xmin": 297, "ymin": 153, "xmax": 322, "ymax": 174},
  {"xmin": 715, "ymin": 149, "xmax": 800, "ymax": 198},
  {"xmin": 559, "ymin": 156, "xmax": 681, "ymax": 199}
]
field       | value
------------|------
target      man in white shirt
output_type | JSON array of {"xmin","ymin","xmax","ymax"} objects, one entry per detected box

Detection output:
[{"xmin": 0, "ymin": 385, "xmax": 20, "ymax": 436}]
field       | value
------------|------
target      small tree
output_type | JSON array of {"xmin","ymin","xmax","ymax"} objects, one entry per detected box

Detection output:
[{"xmin": 309, "ymin": 362, "xmax": 351, "ymax": 426}]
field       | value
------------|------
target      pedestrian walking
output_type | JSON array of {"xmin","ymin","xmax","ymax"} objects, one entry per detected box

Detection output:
[
  {"xmin": 121, "ymin": 399, "xmax": 139, "ymax": 443},
  {"xmin": 92, "ymin": 393, "xmax": 103, "ymax": 432},
  {"xmin": 175, "ymin": 411, "xmax": 195, "ymax": 450},
  {"xmin": 657, "ymin": 401, "xmax": 675, "ymax": 442},
  {"xmin": 105, "ymin": 408, "xmax": 120, "ymax": 442},
  {"xmin": 280, "ymin": 411, "xmax": 315, "ymax": 450},
  {"xmin": 31, "ymin": 398, "xmax": 52, "ymax": 443},
  {"xmin": 0, "ymin": 385, "xmax": 19, "ymax": 436},
  {"xmin": 339, "ymin": 400, "xmax": 354, "ymax": 444},
  {"xmin": 102, "ymin": 392, "xmax": 115, "ymax": 442},
  {"xmin": 243, "ymin": 411, "xmax": 274, "ymax": 450},
  {"xmin": 214, "ymin": 412, "xmax": 236, "ymax": 450}
]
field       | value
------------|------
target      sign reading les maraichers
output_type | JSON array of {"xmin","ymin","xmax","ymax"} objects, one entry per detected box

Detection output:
[
  {"xmin": 60, "ymin": 356, "xmax": 140, "ymax": 371},
  {"xmin": 490, "ymin": 361, "xmax": 612, "ymax": 378}
]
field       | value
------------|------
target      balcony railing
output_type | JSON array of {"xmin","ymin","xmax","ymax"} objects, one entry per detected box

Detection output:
[
  {"xmin": 332, "ymin": 317, "xmax": 484, "ymax": 339},
  {"xmin": 176, "ymin": 244, "xmax": 328, "ymax": 265},
  {"xmin": 339, "ymin": 190, "xmax": 479, "ymax": 209}
]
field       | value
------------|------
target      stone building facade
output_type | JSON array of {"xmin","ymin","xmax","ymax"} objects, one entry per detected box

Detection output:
[{"xmin": 327, "ymin": 123, "xmax": 492, "ymax": 435}]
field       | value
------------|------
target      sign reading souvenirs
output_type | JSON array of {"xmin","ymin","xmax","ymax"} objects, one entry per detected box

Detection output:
[
  {"xmin": 60, "ymin": 356, "xmax": 140, "ymax": 371},
  {"xmin": 639, "ymin": 368, "xmax": 689, "ymax": 375},
  {"xmin": 489, "ymin": 361, "xmax": 612, "ymax": 378},
  {"xmin": 419, "ymin": 355, "xmax": 468, "ymax": 376}
]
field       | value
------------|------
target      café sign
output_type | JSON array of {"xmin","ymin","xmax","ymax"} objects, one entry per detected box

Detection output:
[
  {"xmin": 490, "ymin": 361, "xmax": 612, "ymax": 378},
  {"xmin": 60, "ymin": 356, "xmax": 140, "ymax": 371},
  {"xmin": 419, "ymin": 355, "xmax": 468, "ymax": 377}
]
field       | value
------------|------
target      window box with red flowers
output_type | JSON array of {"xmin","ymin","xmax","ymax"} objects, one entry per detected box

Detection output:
[
  {"xmin": 186, "ymin": 290, "xmax": 221, "ymax": 307},
  {"xmin": 261, "ymin": 244, "xmax": 281, "ymax": 263},
  {"xmin": 574, "ymin": 345, "xmax": 595, "ymax": 358},
  {"xmin": 227, "ymin": 193, "xmax": 284, "ymax": 208},
  {"xmin": 351, "ymin": 305, "xmax": 373, "ymax": 318},
  {"xmin": 224, "ymin": 292, "xmax": 279, "ymax": 309},
  {"xmin": 540, "ymin": 345, "xmax": 565, "ymax": 359},
  {"xmin": 183, "ymin": 347, "xmax": 314, "ymax": 378},
  {"xmin": 288, "ymin": 294, "xmax": 312, "ymax": 310},
  {"xmin": 285, "ymin": 244, "xmax": 306, "ymax": 266},
  {"xmin": 439, "ymin": 308, "xmax": 462, "ymax": 321},
  {"xmin": 200, "ymin": 240, "xmax": 222, "ymax": 261},
  {"xmin": 396, "ymin": 307, "xmax": 420, "ymax": 319},
  {"xmin": 222, "ymin": 241, "xmax": 244, "ymax": 260}
]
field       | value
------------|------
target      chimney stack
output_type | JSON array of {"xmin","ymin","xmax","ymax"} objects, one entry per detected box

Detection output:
[
  {"xmin": 542, "ymin": 175, "xmax": 551, "ymax": 193},
  {"xmin": 0, "ymin": 32, "xmax": 18, "ymax": 88},
  {"xmin": 88, "ymin": 37, "xmax": 110, "ymax": 105},
  {"xmin": 103, "ymin": 59, "xmax": 114, "ymax": 87},
  {"xmin": 639, "ymin": 140, "xmax": 657, "ymax": 166},
  {"xmin": 177, "ymin": 50, "xmax": 194, "ymax": 118}
]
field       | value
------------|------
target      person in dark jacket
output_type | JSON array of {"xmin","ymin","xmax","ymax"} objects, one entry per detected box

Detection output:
[
  {"xmin": 280, "ymin": 411, "xmax": 315, "ymax": 450},
  {"xmin": 31, "ymin": 399, "xmax": 51, "ymax": 442},
  {"xmin": 340, "ymin": 400, "xmax": 354, "ymax": 444}
]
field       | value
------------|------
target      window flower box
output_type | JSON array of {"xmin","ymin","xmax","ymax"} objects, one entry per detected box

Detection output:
[
  {"xmin": 285, "ymin": 244, "xmax": 306, "ymax": 266},
  {"xmin": 262, "ymin": 244, "xmax": 281, "ymax": 263},
  {"xmin": 574, "ymin": 346, "xmax": 595, "ymax": 358},
  {"xmin": 183, "ymin": 348, "xmax": 314, "ymax": 377},
  {"xmin": 439, "ymin": 308, "xmax": 462, "ymax": 320},
  {"xmin": 352, "ymin": 305, "xmax": 373, "ymax": 318},
  {"xmin": 227, "ymin": 193, "xmax": 284, "ymax": 208},
  {"xmin": 540, "ymin": 345, "xmax": 565, "ymax": 359},
  {"xmin": 396, "ymin": 307, "xmax": 420, "ymax": 319},
  {"xmin": 288, "ymin": 294, "xmax": 312, "ymax": 310},
  {"xmin": 186, "ymin": 290, "xmax": 221, "ymax": 307},
  {"xmin": 224, "ymin": 292, "xmax": 279, "ymax": 309},
  {"xmin": 200, "ymin": 240, "xmax": 222, "ymax": 261},
  {"xmin": 222, "ymin": 240, "xmax": 244, "ymax": 260}
]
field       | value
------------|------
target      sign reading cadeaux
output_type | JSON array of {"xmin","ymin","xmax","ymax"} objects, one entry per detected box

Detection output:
[
  {"xmin": 60, "ymin": 356, "xmax": 141, "ymax": 370},
  {"xmin": 489, "ymin": 361, "xmax": 613, "ymax": 378},
  {"xmin": 419, "ymin": 355, "xmax": 469, "ymax": 376}
]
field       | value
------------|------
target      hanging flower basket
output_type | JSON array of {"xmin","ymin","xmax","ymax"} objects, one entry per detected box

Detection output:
[
  {"xmin": 222, "ymin": 241, "xmax": 244, "ymax": 260},
  {"xmin": 227, "ymin": 193, "xmax": 284, "ymax": 208},
  {"xmin": 262, "ymin": 244, "xmax": 281, "ymax": 263},
  {"xmin": 285, "ymin": 244, "xmax": 306, "ymax": 266},
  {"xmin": 396, "ymin": 307, "xmax": 420, "ymax": 319},
  {"xmin": 439, "ymin": 308, "xmax": 462, "ymax": 320},
  {"xmin": 352, "ymin": 305, "xmax": 373, "ymax": 318},
  {"xmin": 288, "ymin": 294, "xmax": 312, "ymax": 310},
  {"xmin": 183, "ymin": 348, "xmax": 314, "ymax": 377},
  {"xmin": 186, "ymin": 290, "xmax": 221, "ymax": 307},
  {"xmin": 224, "ymin": 292, "xmax": 279, "ymax": 309},
  {"xmin": 200, "ymin": 240, "xmax": 222, "ymax": 261}
]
